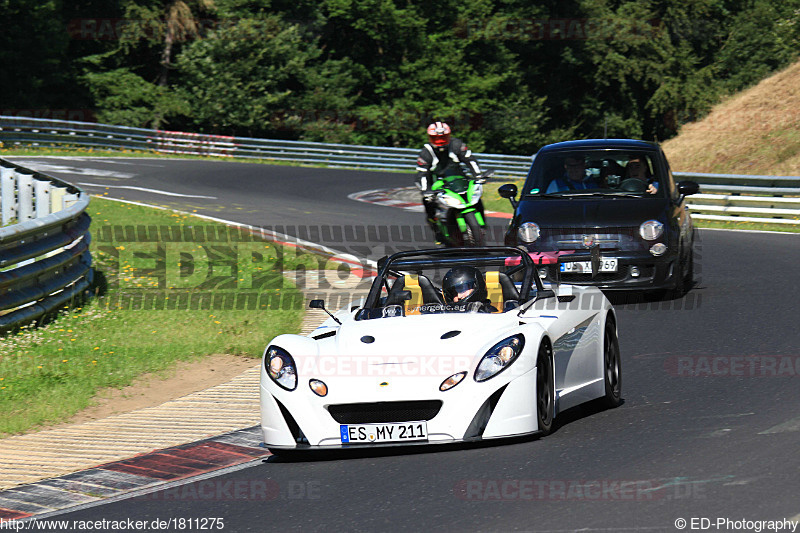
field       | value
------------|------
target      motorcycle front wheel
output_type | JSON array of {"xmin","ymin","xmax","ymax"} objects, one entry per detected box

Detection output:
[{"xmin": 463, "ymin": 211, "xmax": 485, "ymax": 246}]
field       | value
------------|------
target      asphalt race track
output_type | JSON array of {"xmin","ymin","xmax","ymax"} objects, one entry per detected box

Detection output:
[{"xmin": 11, "ymin": 157, "xmax": 800, "ymax": 532}]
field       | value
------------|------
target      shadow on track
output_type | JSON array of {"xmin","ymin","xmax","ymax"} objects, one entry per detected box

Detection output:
[{"xmin": 263, "ymin": 398, "xmax": 625, "ymax": 463}]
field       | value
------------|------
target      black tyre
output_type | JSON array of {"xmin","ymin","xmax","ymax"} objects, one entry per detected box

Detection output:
[
  {"xmin": 669, "ymin": 255, "xmax": 686, "ymax": 298},
  {"xmin": 536, "ymin": 339, "xmax": 555, "ymax": 435},
  {"xmin": 602, "ymin": 319, "xmax": 622, "ymax": 408},
  {"xmin": 463, "ymin": 211, "xmax": 485, "ymax": 247},
  {"xmin": 684, "ymin": 247, "xmax": 694, "ymax": 287}
]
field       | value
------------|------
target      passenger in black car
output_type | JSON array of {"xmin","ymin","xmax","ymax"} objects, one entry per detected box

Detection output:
[{"xmin": 625, "ymin": 157, "xmax": 658, "ymax": 194}]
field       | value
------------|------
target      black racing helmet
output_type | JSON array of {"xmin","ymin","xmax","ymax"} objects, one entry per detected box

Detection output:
[{"xmin": 442, "ymin": 266, "xmax": 487, "ymax": 304}]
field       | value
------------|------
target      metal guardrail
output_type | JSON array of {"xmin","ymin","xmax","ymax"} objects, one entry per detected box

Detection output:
[
  {"xmin": 2, "ymin": 115, "xmax": 798, "ymax": 224},
  {"xmin": 0, "ymin": 158, "xmax": 93, "ymax": 332},
  {"xmin": 0, "ymin": 115, "xmax": 533, "ymax": 175},
  {"xmin": 674, "ymin": 172, "xmax": 800, "ymax": 225}
]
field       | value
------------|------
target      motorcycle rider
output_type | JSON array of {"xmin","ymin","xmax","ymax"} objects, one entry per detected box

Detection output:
[{"xmin": 415, "ymin": 122, "xmax": 484, "ymax": 242}]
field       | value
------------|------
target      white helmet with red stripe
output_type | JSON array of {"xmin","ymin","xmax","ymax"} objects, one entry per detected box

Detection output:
[{"xmin": 426, "ymin": 122, "xmax": 451, "ymax": 147}]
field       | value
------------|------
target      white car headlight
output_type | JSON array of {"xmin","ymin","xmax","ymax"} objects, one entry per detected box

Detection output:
[
  {"xmin": 474, "ymin": 335, "xmax": 525, "ymax": 382},
  {"xmin": 440, "ymin": 193, "xmax": 465, "ymax": 208},
  {"xmin": 639, "ymin": 220, "xmax": 663, "ymax": 241},
  {"xmin": 518, "ymin": 222, "xmax": 540, "ymax": 243},
  {"xmin": 265, "ymin": 345, "xmax": 297, "ymax": 391}
]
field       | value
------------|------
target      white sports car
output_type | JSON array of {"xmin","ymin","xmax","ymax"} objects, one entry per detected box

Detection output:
[{"xmin": 260, "ymin": 247, "xmax": 621, "ymax": 454}]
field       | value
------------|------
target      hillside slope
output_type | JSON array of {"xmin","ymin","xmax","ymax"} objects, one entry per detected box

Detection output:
[{"xmin": 663, "ymin": 60, "xmax": 800, "ymax": 175}]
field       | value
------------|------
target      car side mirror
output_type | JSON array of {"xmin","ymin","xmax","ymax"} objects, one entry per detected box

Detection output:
[
  {"xmin": 677, "ymin": 181, "xmax": 699, "ymax": 196},
  {"xmin": 310, "ymin": 299, "xmax": 341, "ymax": 324},
  {"xmin": 498, "ymin": 183, "xmax": 518, "ymax": 209}
]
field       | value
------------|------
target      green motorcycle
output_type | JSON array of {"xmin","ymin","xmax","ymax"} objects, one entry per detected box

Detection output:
[{"xmin": 427, "ymin": 170, "xmax": 493, "ymax": 247}]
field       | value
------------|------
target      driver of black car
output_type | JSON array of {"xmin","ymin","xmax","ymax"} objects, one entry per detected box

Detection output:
[
  {"xmin": 436, "ymin": 266, "xmax": 497, "ymax": 313},
  {"xmin": 546, "ymin": 156, "xmax": 599, "ymax": 193}
]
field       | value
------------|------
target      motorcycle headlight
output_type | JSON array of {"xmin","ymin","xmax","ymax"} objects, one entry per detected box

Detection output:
[
  {"xmin": 639, "ymin": 220, "xmax": 663, "ymax": 241},
  {"xmin": 518, "ymin": 222, "xmax": 540, "ymax": 243},
  {"xmin": 264, "ymin": 345, "xmax": 297, "ymax": 391},
  {"xmin": 474, "ymin": 335, "xmax": 525, "ymax": 382},
  {"xmin": 440, "ymin": 193, "xmax": 465, "ymax": 208}
]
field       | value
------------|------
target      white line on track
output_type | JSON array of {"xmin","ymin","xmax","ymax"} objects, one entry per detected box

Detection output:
[
  {"xmin": 6, "ymin": 161, "xmax": 135, "ymax": 179},
  {"xmin": 5, "ymin": 155, "xmax": 167, "ymax": 167},
  {"xmin": 758, "ymin": 415, "xmax": 800, "ymax": 434},
  {"xmin": 78, "ymin": 182, "xmax": 217, "ymax": 199}
]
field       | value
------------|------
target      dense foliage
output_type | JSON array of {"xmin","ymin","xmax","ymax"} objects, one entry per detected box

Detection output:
[{"xmin": 2, "ymin": 0, "xmax": 799, "ymax": 152}]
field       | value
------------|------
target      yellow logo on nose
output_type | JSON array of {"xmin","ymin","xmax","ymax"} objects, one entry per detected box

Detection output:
[{"xmin": 379, "ymin": 382, "xmax": 389, "ymax": 387}]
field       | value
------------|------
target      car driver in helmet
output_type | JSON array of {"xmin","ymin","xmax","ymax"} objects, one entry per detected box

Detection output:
[{"xmin": 441, "ymin": 266, "xmax": 497, "ymax": 313}]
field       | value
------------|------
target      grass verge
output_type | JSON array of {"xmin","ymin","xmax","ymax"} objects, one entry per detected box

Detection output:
[
  {"xmin": 0, "ymin": 197, "xmax": 308, "ymax": 437},
  {"xmin": 693, "ymin": 219, "xmax": 800, "ymax": 233}
]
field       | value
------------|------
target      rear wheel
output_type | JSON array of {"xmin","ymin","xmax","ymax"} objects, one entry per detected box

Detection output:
[
  {"xmin": 536, "ymin": 339, "xmax": 554, "ymax": 435},
  {"xmin": 602, "ymin": 319, "xmax": 622, "ymax": 408},
  {"xmin": 463, "ymin": 211, "xmax": 485, "ymax": 247}
]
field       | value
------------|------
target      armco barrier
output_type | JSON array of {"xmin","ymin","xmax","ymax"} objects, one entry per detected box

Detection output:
[
  {"xmin": 0, "ymin": 158, "xmax": 93, "ymax": 332},
  {"xmin": 1, "ymin": 115, "xmax": 798, "ymax": 224}
]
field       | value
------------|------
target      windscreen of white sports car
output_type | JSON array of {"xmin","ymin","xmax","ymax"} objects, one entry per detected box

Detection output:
[
  {"xmin": 356, "ymin": 249, "xmax": 540, "ymax": 320},
  {"xmin": 523, "ymin": 150, "xmax": 666, "ymax": 198}
]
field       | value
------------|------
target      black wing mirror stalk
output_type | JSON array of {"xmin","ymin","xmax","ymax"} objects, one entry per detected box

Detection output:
[{"xmin": 309, "ymin": 299, "xmax": 342, "ymax": 325}]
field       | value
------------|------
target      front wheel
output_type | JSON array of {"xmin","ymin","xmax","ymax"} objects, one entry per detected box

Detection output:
[
  {"xmin": 536, "ymin": 339, "xmax": 555, "ymax": 435},
  {"xmin": 463, "ymin": 211, "xmax": 485, "ymax": 247}
]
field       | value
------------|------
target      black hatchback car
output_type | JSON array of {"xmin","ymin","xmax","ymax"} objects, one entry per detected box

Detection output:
[{"xmin": 500, "ymin": 139, "xmax": 699, "ymax": 293}]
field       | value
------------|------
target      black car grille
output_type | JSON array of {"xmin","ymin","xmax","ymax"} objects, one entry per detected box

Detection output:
[
  {"xmin": 328, "ymin": 401, "xmax": 443, "ymax": 424},
  {"xmin": 543, "ymin": 226, "xmax": 638, "ymax": 238},
  {"xmin": 535, "ymin": 226, "xmax": 642, "ymax": 252}
]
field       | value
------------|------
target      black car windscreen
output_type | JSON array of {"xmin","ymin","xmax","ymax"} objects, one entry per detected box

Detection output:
[{"xmin": 522, "ymin": 150, "xmax": 665, "ymax": 197}]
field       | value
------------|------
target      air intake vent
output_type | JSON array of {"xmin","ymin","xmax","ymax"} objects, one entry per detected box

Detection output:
[{"xmin": 328, "ymin": 400, "xmax": 443, "ymax": 424}]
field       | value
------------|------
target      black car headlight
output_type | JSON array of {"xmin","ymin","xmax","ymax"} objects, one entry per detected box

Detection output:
[
  {"xmin": 264, "ymin": 345, "xmax": 297, "ymax": 391},
  {"xmin": 474, "ymin": 335, "xmax": 525, "ymax": 382}
]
